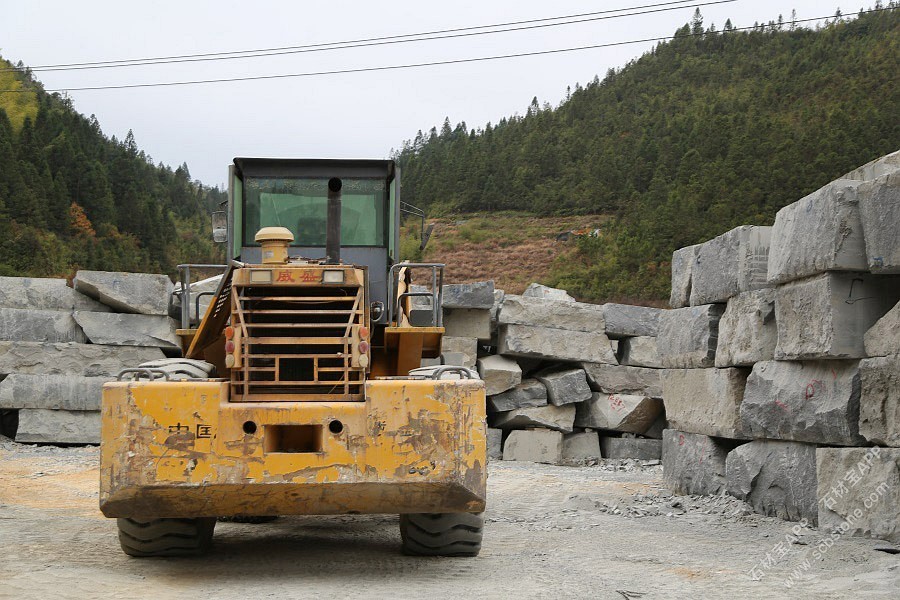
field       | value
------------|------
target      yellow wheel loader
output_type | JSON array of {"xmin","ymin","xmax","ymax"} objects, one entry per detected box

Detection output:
[{"xmin": 99, "ymin": 159, "xmax": 487, "ymax": 557}]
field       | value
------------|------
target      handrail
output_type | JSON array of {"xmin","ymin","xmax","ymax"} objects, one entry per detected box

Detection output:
[
  {"xmin": 387, "ymin": 262, "xmax": 444, "ymax": 327},
  {"xmin": 175, "ymin": 263, "xmax": 228, "ymax": 329}
]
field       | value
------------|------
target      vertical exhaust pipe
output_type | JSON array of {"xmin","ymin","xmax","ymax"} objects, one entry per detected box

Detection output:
[{"xmin": 326, "ymin": 177, "xmax": 342, "ymax": 265}]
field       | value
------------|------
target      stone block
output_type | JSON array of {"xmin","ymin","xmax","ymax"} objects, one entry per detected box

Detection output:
[
  {"xmin": 858, "ymin": 171, "xmax": 900, "ymax": 273},
  {"xmin": 487, "ymin": 428, "xmax": 503, "ymax": 460},
  {"xmin": 441, "ymin": 337, "xmax": 478, "ymax": 368},
  {"xmin": 775, "ymin": 273, "xmax": 900, "ymax": 360},
  {"xmin": 487, "ymin": 379, "xmax": 547, "ymax": 413},
  {"xmin": 498, "ymin": 295, "xmax": 605, "ymax": 334},
  {"xmin": 658, "ymin": 304, "xmax": 724, "ymax": 368},
  {"xmin": 600, "ymin": 437, "xmax": 662, "ymax": 460},
  {"xmin": 662, "ymin": 368, "xmax": 749, "ymax": 438},
  {"xmin": 574, "ymin": 392, "xmax": 664, "ymax": 434},
  {"xmin": 726, "ymin": 440, "xmax": 818, "ymax": 523},
  {"xmin": 490, "ymin": 289, "xmax": 505, "ymax": 330},
  {"xmin": 580, "ymin": 362, "xmax": 662, "ymax": 397},
  {"xmin": 0, "ymin": 308, "xmax": 86, "ymax": 343},
  {"xmin": 670, "ymin": 244, "xmax": 700, "ymax": 309},
  {"xmin": 441, "ymin": 281, "xmax": 494, "ymax": 309},
  {"xmin": 715, "ymin": 289, "xmax": 777, "ymax": 367},
  {"xmin": 477, "ymin": 355, "xmax": 522, "ymax": 396},
  {"xmin": 767, "ymin": 180, "xmax": 867, "ymax": 284},
  {"xmin": 662, "ymin": 429, "xmax": 730, "ymax": 496},
  {"xmin": 15, "ymin": 409, "xmax": 100, "ymax": 444},
  {"xmin": 74, "ymin": 270, "xmax": 174, "ymax": 316},
  {"xmin": 503, "ymin": 428, "xmax": 564, "ymax": 464},
  {"xmin": 842, "ymin": 149, "xmax": 900, "ymax": 181},
  {"xmin": 865, "ymin": 300, "xmax": 900, "ymax": 358},
  {"xmin": 498, "ymin": 324, "xmax": 617, "ymax": 365},
  {"xmin": 600, "ymin": 304, "xmax": 660, "ymax": 338},
  {"xmin": 690, "ymin": 225, "xmax": 772, "ymax": 305},
  {"xmin": 522, "ymin": 283, "xmax": 575, "ymax": 302},
  {"xmin": 817, "ymin": 447, "xmax": 900, "ymax": 543},
  {"xmin": 535, "ymin": 368, "xmax": 591, "ymax": 406},
  {"xmin": 563, "ymin": 431, "xmax": 601, "ymax": 461},
  {"xmin": 491, "ymin": 404, "xmax": 576, "ymax": 434},
  {"xmin": 74, "ymin": 311, "xmax": 180, "ymax": 349},
  {"xmin": 859, "ymin": 356, "xmax": 900, "ymax": 447},
  {"xmin": 440, "ymin": 352, "xmax": 466, "ymax": 366},
  {"xmin": 741, "ymin": 360, "xmax": 863, "ymax": 446},
  {"xmin": 443, "ymin": 308, "xmax": 492, "ymax": 341},
  {"xmin": 0, "ymin": 374, "xmax": 110, "ymax": 411},
  {"xmin": 0, "ymin": 276, "xmax": 110, "ymax": 312},
  {"xmin": 618, "ymin": 337, "xmax": 663, "ymax": 369},
  {"xmin": 0, "ymin": 341, "xmax": 165, "ymax": 377}
]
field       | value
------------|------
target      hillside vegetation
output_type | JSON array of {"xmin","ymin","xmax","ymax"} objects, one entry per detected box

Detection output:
[
  {"xmin": 0, "ymin": 59, "xmax": 224, "ymax": 278},
  {"xmin": 396, "ymin": 7, "xmax": 900, "ymax": 302}
]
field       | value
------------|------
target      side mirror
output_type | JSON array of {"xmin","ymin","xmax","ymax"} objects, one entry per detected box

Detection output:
[{"xmin": 211, "ymin": 211, "xmax": 227, "ymax": 243}]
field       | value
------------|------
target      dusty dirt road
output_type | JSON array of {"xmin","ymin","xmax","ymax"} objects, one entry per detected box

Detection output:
[{"xmin": 1, "ymin": 439, "xmax": 898, "ymax": 600}]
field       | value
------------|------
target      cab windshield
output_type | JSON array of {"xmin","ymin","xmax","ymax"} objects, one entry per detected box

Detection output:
[{"xmin": 243, "ymin": 177, "xmax": 387, "ymax": 247}]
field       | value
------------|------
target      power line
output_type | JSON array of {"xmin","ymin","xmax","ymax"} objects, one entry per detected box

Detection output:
[
  {"xmin": 5, "ymin": 0, "xmax": 736, "ymax": 73},
  {"xmin": 0, "ymin": 8, "xmax": 890, "ymax": 94}
]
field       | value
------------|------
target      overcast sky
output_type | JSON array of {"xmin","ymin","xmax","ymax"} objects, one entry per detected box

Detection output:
[{"xmin": 1, "ymin": 0, "xmax": 848, "ymax": 187}]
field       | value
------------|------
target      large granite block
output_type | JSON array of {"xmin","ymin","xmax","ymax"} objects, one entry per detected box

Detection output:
[
  {"xmin": 477, "ymin": 355, "xmax": 522, "ymax": 396},
  {"xmin": 574, "ymin": 392, "xmax": 664, "ymax": 434},
  {"xmin": 618, "ymin": 336, "xmax": 663, "ymax": 369},
  {"xmin": 498, "ymin": 295, "xmax": 605, "ymax": 334},
  {"xmin": 498, "ymin": 324, "xmax": 617, "ymax": 365},
  {"xmin": 662, "ymin": 368, "xmax": 749, "ymax": 438},
  {"xmin": 443, "ymin": 308, "xmax": 492, "ymax": 341},
  {"xmin": 522, "ymin": 283, "xmax": 575, "ymax": 302},
  {"xmin": 490, "ymin": 404, "xmax": 576, "ymax": 433},
  {"xmin": 658, "ymin": 304, "xmax": 724, "ymax": 368},
  {"xmin": 562, "ymin": 431, "xmax": 602, "ymax": 461},
  {"xmin": 441, "ymin": 337, "xmax": 478, "ymax": 369},
  {"xmin": 601, "ymin": 437, "xmax": 662, "ymax": 460},
  {"xmin": 857, "ymin": 171, "xmax": 900, "ymax": 273},
  {"xmin": 691, "ymin": 225, "xmax": 772, "ymax": 305},
  {"xmin": 488, "ymin": 379, "xmax": 547, "ymax": 413},
  {"xmin": 0, "ymin": 374, "xmax": 110, "ymax": 411},
  {"xmin": 864, "ymin": 299, "xmax": 900, "ymax": 358},
  {"xmin": 535, "ymin": 368, "xmax": 591, "ymax": 406},
  {"xmin": 662, "ymin": 429, "xmax": 730, "ymax": 496},
  {"xmin": 74, "ymin": 311, "xmax": 179, "ymax": 349},
  {"xmin": 15, "ymin": 409, "xmax": 100, "ymax": 444},
  {"xmin": 600, "ymin": 304, "xmax": 660, "ymax": 338},
  {"xmin": 581, "ymin": 362, "xmax": 661, "ymax": 397},
  {"xmin": 0, "ymin": 308, "xmax": 86, "ymax": 343},
  {"xmin": 842, "ymin": 149, "xmax": 900, "ymax": 181},
  {"xmin": 715, "ymin": 289, "xmax": 777, "ymax": 367},
  {"xmin": 503, "ymin": 429, "xmax": 564, "ymax": 464},
  {"xmin": 441, "ymin": 281, "xmax": 495, "ymax": 310},
  {"xmin": 670, "ymin": 244, "xmax": 700, "ymax": 309},
  {"xmin": 859, "ymin": 356, "xmax": 900, "ymax": 447},
  {"xmin": 0, "ymin": 276, "xmax": 110, "ymax": 312},
  {"xmin": 0, "ymin": 341, "xmax": 165, "ymax": 377},
  {"xmin": 74, "ymin": 270, "xmax": 173, "ymax": 315}
]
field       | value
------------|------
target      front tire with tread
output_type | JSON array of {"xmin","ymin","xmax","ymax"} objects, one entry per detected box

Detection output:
[
  {"xmin": 400, "ymin": 512, "xmax": 483, "ymax": 557},
  {"xmin": 117, "ymin": 517, "xmax": 216, "ymax": 557}
]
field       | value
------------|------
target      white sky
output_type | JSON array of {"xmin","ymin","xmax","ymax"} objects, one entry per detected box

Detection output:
[{"xmin": 1, "ymin": 0, "xmax": 848, "ymax": 187}]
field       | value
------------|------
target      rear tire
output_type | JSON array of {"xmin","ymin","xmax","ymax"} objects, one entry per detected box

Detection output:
[
  {"xmin": 137, "ymin": 358, "xmax": 216, "ymax": 380},
  {"xmin": 399, "ymin": 513, "xmax": 483, "ymax": 557},
  {"xmin": 117, "ymin": 517, "xmax": 216, "ymax": 557}
]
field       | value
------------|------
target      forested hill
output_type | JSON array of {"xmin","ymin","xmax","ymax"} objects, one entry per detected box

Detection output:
[
  {"xmin": 396, "ymin": 7, "xmax": 900, "ymax": 302},
  {"xmin": 0, "ymin": 58, "xmax": 224, "ymax": 278}
]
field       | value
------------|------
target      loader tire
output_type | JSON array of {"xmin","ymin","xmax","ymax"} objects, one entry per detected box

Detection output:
[
  {"xmin": 399, "ymin": 512, "xmax": 483, "ymax": 557},
  {"xmin": 137, "ymin": 358, "xmax": 216, "ymax": 380},
  {"xmin": 117, "ymin": 517, "xmax": 216, "ymax": 557}
]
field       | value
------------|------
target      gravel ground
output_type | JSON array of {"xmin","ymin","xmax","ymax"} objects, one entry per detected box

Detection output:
[{"xmin": 1, "ymin": 437, "xmax": 898, "ymax": 599}]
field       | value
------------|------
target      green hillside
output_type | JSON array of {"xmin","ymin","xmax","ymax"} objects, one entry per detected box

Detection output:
[
  {"xmin": 396, "ymin": 7, "xmax": 900, "ymax": 302},
  {"xmin": 0, "ymin": 59, "xmax": 224, "ymax": 278}
]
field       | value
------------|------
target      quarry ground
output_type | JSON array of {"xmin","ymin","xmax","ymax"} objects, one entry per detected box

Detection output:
[{"xmin": 1, "ymin": 440, "xmax": 898, "ymax": 600}]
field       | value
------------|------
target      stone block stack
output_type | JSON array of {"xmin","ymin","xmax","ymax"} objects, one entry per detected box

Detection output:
[
  {"xmin": 0, "ymin": 271, "xmax": 179, "ymax": 444},
  {"xmin": 661, "ymin": 148, "xmax": 900, "ymax": 542}
]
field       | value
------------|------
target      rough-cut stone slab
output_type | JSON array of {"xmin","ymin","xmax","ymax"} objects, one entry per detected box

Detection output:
[
  {"xmin": 662, "ymin": 429, "xmax": 730, "ymax": 496},
  {"xmin": 581, "ymin": 362, "xmax": 662, "ymax": 397},
  {"xmin": 441, "ymin": 281, "xmax": 495, "ymax": 309},
  {"xmin": 490, "ymin": 289, "xmax": 505, "ymax": 330},
  {"xmin": 498, "ymin": 295, "xmax": 605, "ymax": 334},
  {"xmin": 487, "ymin": 428, "xmax": 503, "ymax": 460},
  {"xmin": 171, "ymin": 273, "xmax": 223, "ymax": 323},
  {"xmin": 842, "ymin": 149, "xmax": 900, "ymax": 181},
  {"xmin": 658, "ymin": 304, "xmax": 724, "ymax": 368},
  {"xmin": 691, "ymin": 225, "xmax": 772, "ymax": 305},
  {"xmin": 443, "ymin": 308, "xmax": 492, "ymax": 341},
  {"xmin": 670, "ymin": 244, "xmax": 700, "ymax": 309},
  {"xmin": 441, "ymin": 337, "xmax": 478, "ymax": 368},
  {"xmin": 775, "ymin": 273, "xmax": 900, "ymax": 360},
  {"xmin": 563, "ymin": 432, "xmax": 601, "ymax": 461},
  {"xmin": 491, "ymin": 404, "xmax": 576, "ymax": 434},
  {"xmin": 741, "ymin": 360, "xmax": 863, "ymax": 446},
  {"xmin": 0, "ymin": 374, "xmax": 110, "ymax": 411},
  {"xmin": 644, "ymin": 415, "xmax": 667, "ymax": 440},
  {"xmin": 15, "ymin": 409, "xmax": 100, "ymax": 444},
  {"xmin": 767, "ymin": 180, "xmax": 867, "ymax": 284},
  {"xmin": 0, "ymin": 276, "xmax": 111, "ymax": 312},
  {"xmin": 859, "ymin": 356, "xmax": 900, "ymax": 447},
  {"xmin": 498, "ymin": 324, "xmax": 617, "ymax": 365},
  {"xmin": 726, "ymin": 440, "xmax": 818, "ymax": 523},
  {"xmin": 618, "ymin": 336, "xmax": 662, "ymax": 368},
  {"xmin": 74, "ymin": 311, "xmax": 179, "ymax": 349},
  {"xmin": 865, "ymin": 300, "xmax": 900, "ymax": 358},
  {"xmin": 0, "ymin": 308, "xmax": 86, "ymax": 343},
  {"xmin": 477, "ymin": 355, "xmax": 522, "ymax": 396},
  {"xmin": 662, "ymin": 368, "xmax": 749, "ymax": 438},
  {"xmin": 74, "ymin": 270, "xmax": 174, "ymax": 315},
  {"xmin": 817, "ymin": 448, "xmax": 900, "ymax": 543},
  {"xmin": 503, "ymin": 428, "xmax": 563, "ymax": 464},
  {"xmin": 487, "ymin": 379, "xmax": 547, "ymax": 413},
  {"xmin": 858, "ymin": 171, "xmax": 900, "ymax": 273},
  {"xmin": 0, "ymin": 341, "xmax": 165, "ymax": 377},
  {"xmin": 715, "ymin": 289, "xmax": 777, "ymax": 367},
  {"xmin": 535, "ymin": 368, "xmax": 591, "ymax": 406},
  {"xmin": 600, "ymin": 304, "xmax": 660, "ymax": 338},
  {"xmin": 574, "ymin": 393, "xmax": 664, "ymax": 434},
  {"xmin": 522, "ymin": 283, "xmax": 575, "ymax": 302},
  {"xmin": 601, "ymin": 437, "xmax": 662, "ymax": 460}
]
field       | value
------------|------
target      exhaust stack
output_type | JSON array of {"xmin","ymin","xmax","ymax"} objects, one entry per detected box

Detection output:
[{"xmin": 326, "ymin": 177, "xmax": 342, "ymax": 265}]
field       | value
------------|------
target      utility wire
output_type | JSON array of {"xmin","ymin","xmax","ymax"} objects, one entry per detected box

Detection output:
[
  {"xmin": 0, "ymin": 8, "xmax": 890, "ymax": 93},
  {"xmin": 5, "ymin": 0, "xmax": 734, "ymax": 72}
]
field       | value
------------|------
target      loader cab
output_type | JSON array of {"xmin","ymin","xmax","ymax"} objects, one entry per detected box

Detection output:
[{"xmin": 226, "ymin": 158, "xmax": 400, "ymax": 321}]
